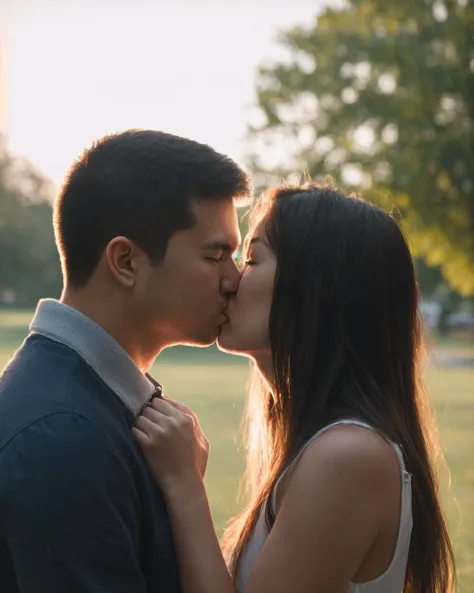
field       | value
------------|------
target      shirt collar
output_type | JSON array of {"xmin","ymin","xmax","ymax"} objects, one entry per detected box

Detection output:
[{"xmin": 30, "ymin": 299, "xmax": 158, "ymax": 415}]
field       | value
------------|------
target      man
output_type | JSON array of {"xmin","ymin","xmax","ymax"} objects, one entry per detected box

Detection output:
[{"xmin": 0, "ymin": 130, "xmax": 250, "ymax": 592}]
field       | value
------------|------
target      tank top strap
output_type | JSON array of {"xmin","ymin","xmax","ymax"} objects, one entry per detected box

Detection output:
[{"xmin": 270, "ymin": 419, "xmax": 409, "ymax": 514}]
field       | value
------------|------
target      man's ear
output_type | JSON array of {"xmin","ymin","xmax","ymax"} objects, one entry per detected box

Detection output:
[{"xmin": 104, "ymin": 236, "xmax": 143, "ymax": 287}]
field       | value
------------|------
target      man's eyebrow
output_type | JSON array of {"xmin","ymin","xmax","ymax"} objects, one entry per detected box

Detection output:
[{"xmin": 201, "ymin": 240, "xmax": 238, "ymax": 251}]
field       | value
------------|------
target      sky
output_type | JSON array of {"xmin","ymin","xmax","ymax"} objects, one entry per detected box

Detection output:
[{"xmin": 1, "ymin": 0, "xmax": 325, "ymax": 187}]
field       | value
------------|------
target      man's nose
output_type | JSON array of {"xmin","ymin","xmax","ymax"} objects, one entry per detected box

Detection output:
[{"xmin": 221, "ymin": 258, "xmax": 242, "ymax": 295}]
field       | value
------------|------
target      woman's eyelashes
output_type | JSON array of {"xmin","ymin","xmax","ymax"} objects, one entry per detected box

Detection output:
[{"xmin": 243, "ymin": 252, "xmax": 257, "ymax": 266}]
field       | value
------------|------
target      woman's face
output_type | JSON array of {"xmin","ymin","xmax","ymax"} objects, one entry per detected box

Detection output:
[{"xmin": 218, "ymin": 222, "xmax": 276, "ymax": 361}]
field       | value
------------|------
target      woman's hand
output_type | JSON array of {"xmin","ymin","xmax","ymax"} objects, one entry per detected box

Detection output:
[{"xmin": 132, "ymin": 397, "xmax": 209, "ymax": 499}]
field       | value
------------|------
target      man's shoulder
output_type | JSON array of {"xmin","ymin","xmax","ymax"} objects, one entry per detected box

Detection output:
[
  {"xmin": 0, "ymin": 410, "xmax": 122, "ymax": 479},
  {"xmin": 0, "ymin": 333, "xmax": 80, "ymax": 392},
  {"xmin": 0, "ymin": 411, "xmax": 142, "ymax": 538},
  {"xmin": 0, "ymin": 335, "xmax": 116, "ymax": 451}
]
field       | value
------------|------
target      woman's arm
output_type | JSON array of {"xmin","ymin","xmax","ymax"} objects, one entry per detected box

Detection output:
[
  {"xmin": 133, "ymin": 398, "xmax": 235, "ymax": 593},
  {"xmin": 134, "ymin": 400, "xmax": 400, "ymax": 593},
  {"xmin": 162, "ymin": 477, "xmax": 235, "ymax": 593}
]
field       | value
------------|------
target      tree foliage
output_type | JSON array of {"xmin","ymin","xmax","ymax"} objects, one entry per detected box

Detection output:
[
  {"xmin": 0, "ymin": 138, "xmax": 61, "ymax": 306},
  {"xmin": 248, "ymin": 0, "xmax": 474, "ymax": 295}
]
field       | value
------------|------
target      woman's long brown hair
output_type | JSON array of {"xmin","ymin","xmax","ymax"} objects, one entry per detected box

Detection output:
[{"xmin": 221, "ymin": 184, "xmax": 456, "ymax": 592}]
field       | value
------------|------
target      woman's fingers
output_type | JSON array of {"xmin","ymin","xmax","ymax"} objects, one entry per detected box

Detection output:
[
  {"xmin": 135, "ymin": 414, "xmax": 162, "ymax": 437},
  {"xmin": 132, "ymin": 395, "xmax": 209, "ymax": 488},
  {"xmin": 164, "ymin": 397, "xmax": 195, "ymax": 417},
  {"xmin": 141, "ymin": 404, "xmax": 167, "ymax": 424},
  {"xmin": 161, "ymin": 397, "xmax": 203, "ymax": 431},
  {"xmin": 148, "ymin": 397, "xmax": 181, "ymax": 417},
  {"xmin": 131, "ymin": 426, "xmax": 151, "ymax": 446},
  {"xmin": 139, "ymin": 401, "xmax": 195, "ymax": 439},
  {"xmin": 149, "ymin": 398, "xmax": 197, "ymax": 430}
]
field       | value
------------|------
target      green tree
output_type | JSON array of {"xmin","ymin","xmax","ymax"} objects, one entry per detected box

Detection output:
[
  {"xmin": 248, "ymin": 0, "xmax": 474, "ymax": 295},
  {"xmin": 0, "ymin": 139, "xmax": 62, "ymax": 306}
]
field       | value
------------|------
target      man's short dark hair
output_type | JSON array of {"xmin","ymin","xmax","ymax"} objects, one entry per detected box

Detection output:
[{"xmin": 54, "ymin": 129, "xmax": 251, "ymax": 287}]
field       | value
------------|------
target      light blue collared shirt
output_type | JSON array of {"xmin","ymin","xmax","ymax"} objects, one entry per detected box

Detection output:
[{"xmin": 30, "ymin": 299, "xmax": 156, "ymax": 415}]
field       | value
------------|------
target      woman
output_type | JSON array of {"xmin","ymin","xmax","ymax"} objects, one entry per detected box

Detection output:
[{"xmin": 133, "ymin": 184, "xmax": 455, "ymax": 593}]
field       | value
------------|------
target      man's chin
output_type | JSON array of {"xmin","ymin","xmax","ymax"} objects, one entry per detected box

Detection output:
[
  {"xmin": 180, "ymin": 336, "xmax": 217, "ymax": 348},
  {"xmin": 177, "ymin": 325, "xmax": 249, "ymax": 353},
  {"xmin": 181, "ymin": 328, "xmax": 220, "ymax": 348}
]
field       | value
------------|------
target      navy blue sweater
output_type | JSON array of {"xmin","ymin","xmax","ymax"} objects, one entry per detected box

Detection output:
[{"xmin": 0, "ymin": 334, "xmax": 181, "ymax": 592}]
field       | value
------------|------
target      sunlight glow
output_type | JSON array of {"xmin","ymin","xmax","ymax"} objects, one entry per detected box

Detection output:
[{"xmin": 1, "ymin": 0, "xmax": 323, "ymax": 187}]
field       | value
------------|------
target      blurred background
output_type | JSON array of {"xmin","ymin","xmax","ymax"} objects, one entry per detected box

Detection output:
[{"xmin": 0, "ymin": 0, "xmax": 473, "ymax": 590}]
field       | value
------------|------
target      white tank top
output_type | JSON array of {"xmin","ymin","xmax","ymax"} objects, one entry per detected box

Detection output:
[{"xmin": 235, "ymin": 419, "xmax": 413, "ymax": 593}]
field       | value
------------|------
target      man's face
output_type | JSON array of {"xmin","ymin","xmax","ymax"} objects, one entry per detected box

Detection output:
[{"xmin": 135, "ymin": 198, "xmax": 241, "ymax": 349}]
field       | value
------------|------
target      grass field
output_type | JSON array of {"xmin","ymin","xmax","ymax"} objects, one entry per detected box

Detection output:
[{"xmin": 1, "ymin": 310, "xmax": 473, "ymax": 591}]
